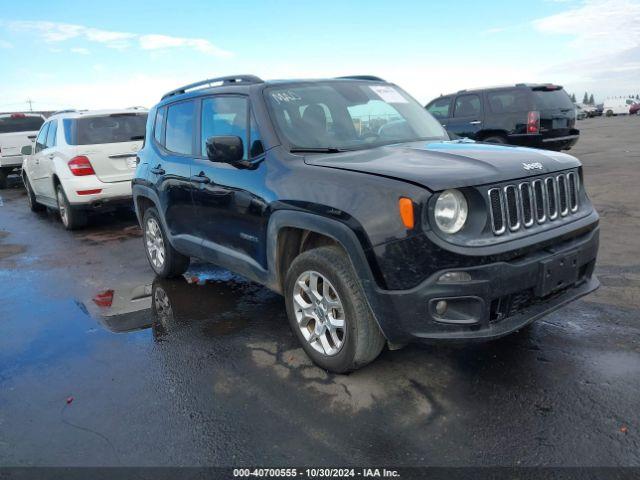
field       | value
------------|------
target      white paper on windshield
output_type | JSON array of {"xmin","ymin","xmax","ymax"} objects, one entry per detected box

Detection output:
[{"xmin": 369, "ymin": 85, "xmax": 408, "ymax": 103}]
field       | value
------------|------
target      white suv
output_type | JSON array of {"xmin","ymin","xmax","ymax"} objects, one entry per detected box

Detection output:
[
  {"xmin": 0, "ymin": 112, "xmax": 46, "ymax": 189},
  {"xmin": 22, "ymin": 109, "xmax": 148, "ymax": 229}
]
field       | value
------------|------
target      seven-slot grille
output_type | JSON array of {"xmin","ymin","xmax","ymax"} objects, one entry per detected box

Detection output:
[{"xmin": 488, "ymin": 171, "xmax": 579, "ymax": 235}]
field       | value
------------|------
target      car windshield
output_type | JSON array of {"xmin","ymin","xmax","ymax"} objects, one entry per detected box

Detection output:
[
  {"xmin": 0, "ymin": 115, "xmax": 44, "ymax": 134},
  {"xmin": 265, "ymin": 81, "xmax": 448, "ymax": 151},
  {"xmin": 64, "ymin": 113, "xmax": 148, "ymax": 145}
]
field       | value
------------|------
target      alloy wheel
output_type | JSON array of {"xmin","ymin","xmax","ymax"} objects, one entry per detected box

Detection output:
[
  {"xmin": 57, "ymin": 189, "xmax": 69, "ymax": 227},
  {"xmin": 292, "ymin": 270, "xmax": 346, "ymax": 356},
  {"xmin": 145, "ymin": 217, "xmax": 166, "ymax": 270}
]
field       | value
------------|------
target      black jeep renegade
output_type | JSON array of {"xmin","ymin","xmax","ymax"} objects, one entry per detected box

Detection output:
[{"xmin": 133, "ymin": 75, "xmax": 599, "ymax": 373}]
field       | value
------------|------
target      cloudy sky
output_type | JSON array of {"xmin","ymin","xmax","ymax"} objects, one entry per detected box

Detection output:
[{"xmin": 0, "ymin": 0, "xmax": 638, "ymax": 111}]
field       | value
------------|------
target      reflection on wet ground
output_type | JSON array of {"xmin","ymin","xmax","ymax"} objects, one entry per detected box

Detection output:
[{"xmin": 91, "ymin": 268, "xmax": 278, "ymax": 340}]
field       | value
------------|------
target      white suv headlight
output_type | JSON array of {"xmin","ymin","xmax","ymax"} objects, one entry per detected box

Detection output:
[{"xmin": 434, "ymin": 189, "xmax": 468, "ymax": 234}]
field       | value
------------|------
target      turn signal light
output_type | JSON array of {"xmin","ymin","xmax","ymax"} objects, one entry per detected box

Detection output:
[
  {"xmin": 398, "ymin": 197, "xmax": 415, "ymax": 229},
  {"xmin": 68, "ymin": 156, "xmax": 95, "ymax": 176}
]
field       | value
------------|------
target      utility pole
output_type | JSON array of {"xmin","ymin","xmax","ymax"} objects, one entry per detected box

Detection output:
[{"xmin": 26, "ymin": 98, "xmax": 33, "ymax": 112}]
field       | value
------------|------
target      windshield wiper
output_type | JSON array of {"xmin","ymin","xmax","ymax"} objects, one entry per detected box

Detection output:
[{"xmin": 289, "ymin": 147, "xmax": 346, "ymax": 154}]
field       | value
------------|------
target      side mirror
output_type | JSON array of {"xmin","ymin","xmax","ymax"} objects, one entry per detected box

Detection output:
[
  {"xmin": 21, "ymin": 145, "xmax": 33, "ymax": 155},
  {"xmin": 205, "ymin": 136, "xmax": 244, "ymax": 164}
]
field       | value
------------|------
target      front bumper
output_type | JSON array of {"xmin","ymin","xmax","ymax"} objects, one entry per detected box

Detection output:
[{"xmin": 370, "ymin": 226, "xmax": 599, "ymax": 343}]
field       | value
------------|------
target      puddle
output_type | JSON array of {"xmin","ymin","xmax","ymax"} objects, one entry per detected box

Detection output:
[{"xmin": 91, "ymin": 268, "xmax": 275, "ymax": 339}]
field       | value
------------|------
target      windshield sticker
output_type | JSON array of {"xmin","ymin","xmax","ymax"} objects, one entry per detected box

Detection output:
[
  {"xmin": 271, "ymin": 91, "xmax": 302, "ymax": 104},
  {"xmin": 369, "ymin": 86, "xmax": 408, "ymax": 104}
]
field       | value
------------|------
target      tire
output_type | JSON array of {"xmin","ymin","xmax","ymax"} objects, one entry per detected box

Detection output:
[
  {"xmin": 142, "ymin": 207, "xmax": 190, "ymax": 278},
  {"xmin": 56, "ymin": 185, "xmax": 87, "ymax": 230},
  {"xmin": 606, "ymin": 110, "xmax": 613, "ymax": 117},
  {"xmin": 284, "ymin": 245, "xmax": 385, "ymax": 373},
  {"xmin": 482, "ymin": 135, "xmax": 507, "ymax": 145},
  {"xmin": 23, "ymin": 175, "xmax": 45, "ymax": 212},
  {"xmin": 0, "ymin": 169, "xmax": 8, "ymax": 190}
]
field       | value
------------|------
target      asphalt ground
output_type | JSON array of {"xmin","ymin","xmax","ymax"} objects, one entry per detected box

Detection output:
[{"xmin": 0, "ymin": 115, "xmax": 638, "ymax": 468}]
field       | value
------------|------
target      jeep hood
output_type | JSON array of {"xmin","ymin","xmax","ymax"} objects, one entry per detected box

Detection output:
[{"xmin": 303, "ymin": 140, "xmax": 581, "ymax": 191}]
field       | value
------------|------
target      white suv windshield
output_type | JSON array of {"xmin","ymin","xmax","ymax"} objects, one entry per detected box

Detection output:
[{"xmin": 265, "ymin": 82, "xmax": 447, "ymax": 151}]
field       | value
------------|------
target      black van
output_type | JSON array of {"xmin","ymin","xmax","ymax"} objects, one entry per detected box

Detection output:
[{"xmin": 426, "ymin": 84, "xmax": 579, "ymax": 151}]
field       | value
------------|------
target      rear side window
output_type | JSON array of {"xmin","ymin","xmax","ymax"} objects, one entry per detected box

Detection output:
[
  {"xmin": 533, "ymin": 89, "xmax": 574, "ymax": 110},
  {"xmin": 427, "ymin": 97, "xmax": 452, "ymax": 119},
  {"xmin": 45, "ymin": 121, "xmax": 57, "ymax": 148},
  {"xmin": 487, "ymin": 90, "xmax": 531, "ymax": 113},
  {"xmin": 0, "ymin": 115, "xmax": 44, "ymax": 134},
  {"xmin": 154, "ymin": 107, "xmax": 166, "ymax": 145},
  {"xmin": 454, "ymin": 94, "xmax": 481, "ymax": 118},
  {"xmin": 165, "ymin": 101, "xmax": 195, "ymax": 155},
  {"xmin": 64, "ymin": 113, "xmax": 148, "ymax": 145},
  {"xmin": 35, "ymin": 123, "xmax": 50, "ymax": 153}
]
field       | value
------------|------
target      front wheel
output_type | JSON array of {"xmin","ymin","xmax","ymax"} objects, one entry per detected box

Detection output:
[
  {"xmin": 284, "ymin": 245, "xmax": 385, "ymax": 373},
  {"xmin": 142, "ymin": 207, "xmax": 190, "ymax": 278},
  {"xmin": 23, "ymin": 175, "xmax": 45, "ymax": 212}
]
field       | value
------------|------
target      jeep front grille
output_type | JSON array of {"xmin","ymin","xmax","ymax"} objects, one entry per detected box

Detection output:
[{"xmin": 487, "ymin": 171, "xmax": 579, "ymax": 235}]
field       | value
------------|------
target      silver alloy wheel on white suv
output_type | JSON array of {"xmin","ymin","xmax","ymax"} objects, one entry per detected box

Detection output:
[
  {"xmin": 57, "ymin": 189, "xmax": 69, "ymax": 227},
  {"xmin": 292, "ymin": 270, "xmax": 346, "ymax": 356},
  {"xmin": 145, "ymin": 217, "xmax": 166, "ymax": 270}
]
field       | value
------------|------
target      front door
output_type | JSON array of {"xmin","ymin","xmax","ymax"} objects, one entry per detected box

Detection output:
[
  {"xmin": 30, "ymin": 122, "xmax": 51, "ymax": 197},
  {"xmin": 191, "ymin": 95, "xmax": 269, "ymax": 269},
  {"xmin": 447, "ymin": 94, "xmax": 484, "ymax": 140}
]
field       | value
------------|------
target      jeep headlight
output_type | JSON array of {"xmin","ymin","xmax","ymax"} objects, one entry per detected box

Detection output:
[{"xmin": 434, "ymin": 189, "xmax": 468, "ymax": 234}]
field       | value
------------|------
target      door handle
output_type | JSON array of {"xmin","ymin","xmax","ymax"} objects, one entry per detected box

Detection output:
[
  {"xmin": 150, "ymin": 165, "xmax": 165, "ymax": 175},
  {"xmin": 469, "ymin": 120, "xmax": 482, "ymax": 125},
  {"xmin": 190, "ymin": 172, "xmax": 211, "ymax": 184}
]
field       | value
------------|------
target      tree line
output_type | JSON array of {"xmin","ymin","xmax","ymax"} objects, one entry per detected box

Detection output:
[{"xmin": 570, "ymin": 92, "xmax": 640, "ymax": 105}]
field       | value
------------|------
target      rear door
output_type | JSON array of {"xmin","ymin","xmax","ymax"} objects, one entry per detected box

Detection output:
[
  {"xmin": 447, "ymin": 94, "xmax": 484, "ymax": 139},
  {"xmin": 0, "ymin": 114, "xmax": 44, "ymax": 162},
  {"xmin": 66, "ymin": 113, "xmax": 147, "ymax": 183},
  {"xmin": 531, "ymin": 86, "xmax": 576, "ymax": 139}
]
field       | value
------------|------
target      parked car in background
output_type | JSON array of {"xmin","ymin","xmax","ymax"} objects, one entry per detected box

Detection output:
[
  {"xmin": 0, "ymin": 112, "xmax": 46, "ymax": 189},
  {"xmin": 426, "ymin": 83, "xmax": 579, "ymax": 151},
  {"xmin": 21, "ymin": 108, "xmax": 148, "ymax": 229},
  {"xmin": 603, "ymin": 97, "xmax": 635, "ymax": 116},
  {"xmin": 132, "ymin": 74, "xmax": 599, "ymax": 372},
  {"xmin": 629, "ymin": 103, "xmax": 640, "ymax": 115},
  {"xmin": 576, "ymin": 105, "xmax": 587, "ymax": 120},
  {"xmin": 578, "ymin": 104, "xmax": 597, "ymax": 118}
]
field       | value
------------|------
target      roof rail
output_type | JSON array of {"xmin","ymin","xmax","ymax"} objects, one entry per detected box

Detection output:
[
  {"xmin": 337, "ymin": 75, "xmax": 386, "ymax": 82},
  {"xmin": 51, "ymin": 109, "xmax": 77, "ymax": 116},
  {"xmin": 161, "ymin": 75, "xmax": 264, "ymax": 100}
]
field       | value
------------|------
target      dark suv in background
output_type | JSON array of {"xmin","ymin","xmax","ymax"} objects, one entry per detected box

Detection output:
[
  {"xmin": 133, "ymin": 75, "xmax": 599, "ymax": 373},
  {"xmin": 426, "ymin": 84, "xmax": 579, "ymax": 151}
]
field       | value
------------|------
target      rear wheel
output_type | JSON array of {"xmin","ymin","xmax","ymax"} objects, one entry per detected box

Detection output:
[
  {"xmin": 56, "ymin": 185, "xmax": 87, "ymax": 230},
  {"xmin": 482, "ymin": 135, "xmax": 507, "ymax": 145},
  {"xmin": 284, "ymin": 245, "xmax": 385, "ymax": 373},
  {"xmin": 142, "ymin": 207, "xmax": 190, "ymax": 278},
  {"xmin": 605, "ymin": 110, "xmax": 614, "ymax": 117},
  {"xmin": 0, "ymin": 169, "xmax": 8, "ymax": 189},
  {"xmin": 23, "ymin": 175, "xmax": 45, "ymax": 212}
]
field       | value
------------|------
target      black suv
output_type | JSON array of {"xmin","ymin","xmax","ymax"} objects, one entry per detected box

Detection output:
[
  {"xmin": 426, "ymin": 84, "xmax": 579, "ymax": 151},
  {"xmin": 133, "ymin": 75, "xmax": 599, "ymax": 372}
]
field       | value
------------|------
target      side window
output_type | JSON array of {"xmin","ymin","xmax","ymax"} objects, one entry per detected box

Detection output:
[
  {"xmin": 454, "ymin": 94, "xmax": 482, "ymax": 118},
  {"xmin": 427, "ymin": 97, "xmax": 452, "ymax": 119},
  {"xmin": 165, "ymin": 101, "xmax": 195, "ymax": 155},
  {"xmin": 487, "ymin": 90, "xmax": 530, "ymax": 113},
  {"xmin": 154, "ymin": 107, "xmax": 166, "ymax": 145},
  {"xmin": 35, "ymin": 123, "xmax": 50, "ymax": 153},
  {"xmin": 45, "ymin": 120, "xmax": 57, "ymax": 148},
  {"xmin": 201, "ymin": 96, "xmax": 248, "ymax": 159}
]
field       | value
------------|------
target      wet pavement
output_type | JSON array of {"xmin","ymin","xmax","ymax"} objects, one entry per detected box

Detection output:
[{"xmin": 1, "ymin": 116, "xmax": 639, "ymax": 467}]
